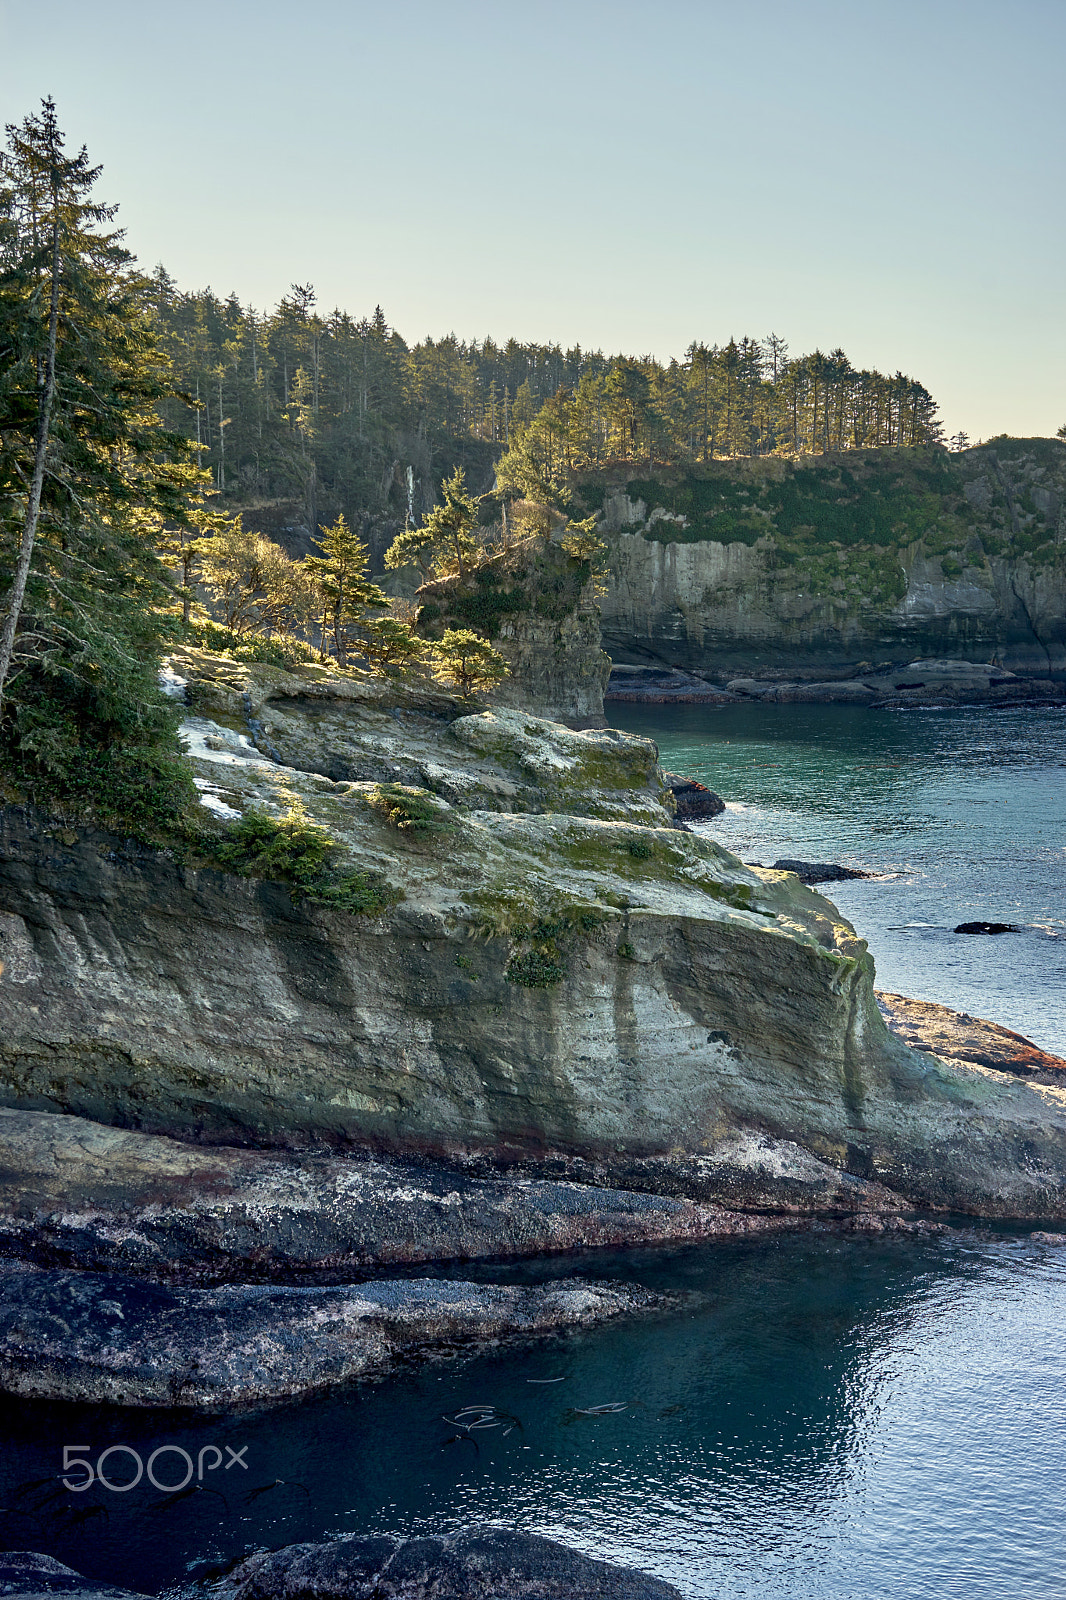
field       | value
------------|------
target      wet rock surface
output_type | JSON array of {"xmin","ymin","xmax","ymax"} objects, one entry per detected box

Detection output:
[
  {"xmin": 0, "ymin": 1261, "xmax": 657, "ymax": 1409},
  {"xmin": 0, "ymin": 1551, "xmax": 146, "ymax": 1598},
  {"xmin": 194, "ymin": 1525, "xmax": 683, "ymax": 1599},
  {"xmin": 878, "ymin": 992, "xmax": 1066, "ymax": 1087},
  {"xmin": 953, "ymin": 920, "xmax": 1021, "ymax": 935},
  {"xmin": 661, "ymin": 771, "xmax": 725, "ymax": 820},
  {"xmin": 605, "ymin": 664, "xmax": 739, "ymax": 704},
  {"xmin": 0, "ymin": 1108, "xmax": 834, "ymax": 1285},
  {"xmin": 768, "ymin": 859, "xmax": 871, "ymax": 885}
]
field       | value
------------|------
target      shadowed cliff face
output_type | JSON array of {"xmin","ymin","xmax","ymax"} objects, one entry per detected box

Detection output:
[
  {"xmin": 588, "ymin": 440, "xmax": 1066, "ymax": 673},
  {"xmin": 1, "ymin": 652, "xmax": 1066, "ymax": 1218}
]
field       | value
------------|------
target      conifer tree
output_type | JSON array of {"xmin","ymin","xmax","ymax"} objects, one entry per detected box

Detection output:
[
  {"xmin": 386, "ymin": 468, "xmax": 480, "ymax": 582},
  {"xmin": 428, "ymin": 627, "xmax": 508, "ymax": 697},
  {"xmin": 0, "ymin": 100, "xmax": 197, "ymax": 826},
  {"xmin": 303, "ymin": 512, "xmax": 388, "ymax": 666}
]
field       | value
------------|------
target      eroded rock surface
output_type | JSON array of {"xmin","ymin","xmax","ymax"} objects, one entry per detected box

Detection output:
[
  {"xmin": 593, "ymin": 441, "xmax": 1066, "ymax": 675},
  {"xmin": 197, "ymin": 1526, "xmax": 683, "ymax": 1599},
  {"xmin": 0, "ymin": 1261, "xmax": 655, "ymax": 1408},
  {"xmin": 878, "ymin": 992, "xmax": 1066, "ymax": 1086},
  {"xmin": 0, "ymin": 1107, "xmax": 856, "ymax": 1284},
  {"xmin": 3, "ymin": 649, "xmax": 1066, "ymax": 1224}
]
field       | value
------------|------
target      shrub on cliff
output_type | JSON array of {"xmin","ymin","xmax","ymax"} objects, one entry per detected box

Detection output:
[{"xmin": 216, "ymin": 799, "xmax": 397, "ymax": 913}]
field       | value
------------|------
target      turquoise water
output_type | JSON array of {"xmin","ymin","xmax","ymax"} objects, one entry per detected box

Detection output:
[
  {"xmin": 2, "ymin": 704, "xmax": 1064, "ymax": 1595},
  {"xmin": 2, "ymin": 1232, "xmax": 1064, "ymax": 1596},
  {"xmin": 610, "ymin": 702, "xmax": 1066, "ymax": 1056}
]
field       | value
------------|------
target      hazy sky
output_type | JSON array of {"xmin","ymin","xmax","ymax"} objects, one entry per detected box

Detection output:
[{"xmin": 3, "ymin": 0, "xmax": 1063, "ymax": 441}]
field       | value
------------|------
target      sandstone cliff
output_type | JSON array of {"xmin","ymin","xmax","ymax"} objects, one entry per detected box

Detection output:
[
  {"xmin": 1, "ymin": 650, "xmax": 1065, "ymax": 1220},
  {"xmin": 581, "ymin": 439, "xmax": 1066, "ymax": 674}
]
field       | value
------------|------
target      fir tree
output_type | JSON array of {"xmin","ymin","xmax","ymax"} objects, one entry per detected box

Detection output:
[{"xmin": 0, "ymin": 100, "xmax": 198, "ymax": 830}]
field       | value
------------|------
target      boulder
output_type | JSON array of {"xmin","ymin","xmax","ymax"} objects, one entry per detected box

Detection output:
[
  {"xmin": 661, "ymin": 772, "xmax": 726, "ymax": 820},
  {"xmin": 954, "ymin": 921, "xmax": 1021, "ymax": 935},
  {"xmin": 196, "ymin": 1525, "xmax": 682, "ymax": 1599}
]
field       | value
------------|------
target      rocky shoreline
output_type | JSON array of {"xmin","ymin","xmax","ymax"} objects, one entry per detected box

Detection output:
[
  {"xmin": 2, "ymin": 648, "xmax": 1066, "ymax": 1423},
  {"xmin": 0, "ymin": 1259, "xmax": 659, "ymax": 1409},
  {"xmin": 606, "ymin": 659, "xmax": 1066, "ymax": 708},
  {"xmin": 0, "ymin": 1528, "xmax": 684, "ymax": 1599}
]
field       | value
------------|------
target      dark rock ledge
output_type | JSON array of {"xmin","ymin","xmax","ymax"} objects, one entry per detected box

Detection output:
[
  {"xmin": 0, "ymin": 1108, "xmax": 895, "ymax": 1288},
  {"xmin": 0, "ymin": 1527, "xmax": 684, "ymax": 1599},
  {"xmin": 0, "ymin": 1260, "xmax": 660, "ymax": 1409}
]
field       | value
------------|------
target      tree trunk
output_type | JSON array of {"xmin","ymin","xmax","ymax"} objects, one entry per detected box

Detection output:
[{"xmin": 0, "ymin": 155, "xmax": 62, "ymax": 711}]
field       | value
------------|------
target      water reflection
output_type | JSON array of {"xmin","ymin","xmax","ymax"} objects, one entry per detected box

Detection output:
[{"xmin": 2, "ymin": 1233, "xmax": 1063, "ymax": 1597}]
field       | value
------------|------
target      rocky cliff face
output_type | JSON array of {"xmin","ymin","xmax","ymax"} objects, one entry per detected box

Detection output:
[
  {"xmin": 415, "ymin": 533, "xmax": 610, "ymax": 726},
  {"xmin": 583, "ymin": 440, "xmax": 1066, "ymax": 674},
  {"xmin": 1, "ymin": 651, "xmax": 1065, "ymax": 1219}
]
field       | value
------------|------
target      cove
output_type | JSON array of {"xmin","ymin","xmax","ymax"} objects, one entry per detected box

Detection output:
[{"xmin": 1, "ymin": 1230, "xmax": 1063, "ymax": 1597}]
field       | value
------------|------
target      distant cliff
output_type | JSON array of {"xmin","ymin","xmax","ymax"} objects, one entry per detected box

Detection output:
[{"xmin": 573, "ymin": 440, "xmax": 1066, "ymax": 674}]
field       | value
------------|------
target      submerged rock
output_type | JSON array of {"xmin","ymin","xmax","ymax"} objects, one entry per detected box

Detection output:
[
  {"xmin": 0, "ymin": 1261, "xmax": 657, "ymax": 1409},
  {"xmin": 196, "ymin": 1525, "xmax": 683, "ymax": 1599}
]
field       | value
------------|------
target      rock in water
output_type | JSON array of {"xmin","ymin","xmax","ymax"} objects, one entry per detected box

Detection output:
[
  {"xmin": 954, "ymin": 921, "xmax": 1021, "ymax": 935},
  {"xmin": 0, "ymin": 1263, "xmax": 658, "ymax": 1408},
  {"xmin": 662, "ymin": 771, "xmax": 726, "ymax": 819},
  {"xmin": 877, "ymin": 992, "xmax": 1066, "ymax": 1084},
  {"xmin": 199, "ymin": 1525, "xmax": 683, "ymax": 1598},
  {"xmin": 771, "ymin": 859, "xmax": 871, "ymax": 884}
]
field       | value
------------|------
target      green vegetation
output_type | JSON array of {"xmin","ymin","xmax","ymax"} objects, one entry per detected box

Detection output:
[
  {"xmin": 215, "ymin": 799, "xmax": 397, "ymax": 913},
  {"xmin": 146, "ymin": 255, "xmax": 942, "ymax": 538},
  {"xmin": 385, "ymin": 467, "xmax": 480, "ymax": 581},
  {"xmin": 366, "ymin": 783, "xmax": 457, "ymax": 835},
  {"xmin": 0, "ymin": 101, "xmax": 201, "ymax": 837},
  {"xmin": 506, "ymin": 948, "xmax": 567, "ymax": 988},
  {"xmin": 426, "ymin": 628, "xmax": 509, "ymax": 696}
]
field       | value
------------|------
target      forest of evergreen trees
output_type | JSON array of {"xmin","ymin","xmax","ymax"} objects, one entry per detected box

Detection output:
[{"xmin": 150, "ymin": 272, "xmax": 943, "ymax": 526}]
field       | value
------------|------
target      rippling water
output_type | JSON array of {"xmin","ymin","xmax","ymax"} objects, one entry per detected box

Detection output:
[
  {"xmin": 2, "ymin": 1234, "xmax": 1064, "ymax": 1597},
  {"xmin": 610, "ymin": 702, "xmax": 1066, "ymax": 1055},
  {"xmin": 2, "ymin": 704, "xmax": 1064, "ymax": 1594}
]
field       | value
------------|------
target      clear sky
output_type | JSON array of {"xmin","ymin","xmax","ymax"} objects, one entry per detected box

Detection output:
[{"xmin": 3, "ymin": 0, "xmax": 1063, "ymax": 441}]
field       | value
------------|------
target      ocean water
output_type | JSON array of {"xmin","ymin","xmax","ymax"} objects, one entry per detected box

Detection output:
[
  {"xmin": 610, "ymin": 702, "xmax": 1066, "ymax": 1057},
  {"xmin": 1, "ymin": 703, "xmax": 1064, "ymax": 1595},
  {"xmin": 1, "ymin": 1232, "xmax": 1063, "ymax": 1597}
]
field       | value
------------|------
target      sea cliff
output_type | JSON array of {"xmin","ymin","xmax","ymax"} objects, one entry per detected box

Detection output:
[{"xmin": 581, "ymin": 439, "xmax": 1066, "ymax": 676}]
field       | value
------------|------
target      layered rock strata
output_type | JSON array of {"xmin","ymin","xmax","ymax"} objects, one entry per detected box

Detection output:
[
  {"xmin": 1, "ymin": 651, "xmax": 1066, "ymax": 1220},
  {"xmin": 592, "ymin": 440, "xmax": 1066, "ymax": 675}
]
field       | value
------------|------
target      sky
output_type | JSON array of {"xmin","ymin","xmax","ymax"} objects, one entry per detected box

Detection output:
[{"xmin": 2, "ymin": 0, "xmax": 1063, "ymax": 442}]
